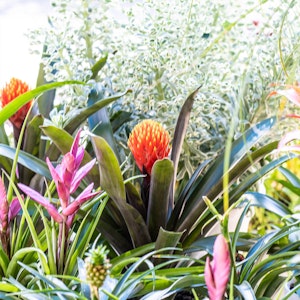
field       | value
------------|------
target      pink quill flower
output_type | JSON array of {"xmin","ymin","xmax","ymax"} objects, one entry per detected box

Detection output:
[
  {"xmin": 0, "ymin": 178, "xmax": 21, "ymax": 233},
  {"xmin": 205, "ymin": 235, "xmax": 231, "ymax": 300},
  {"xmin": 18, "ymin": 130, "xmax": 100, "ymax": 228},
  {"xmin": 269, "ymin": 84, "xmax": 300, "ymax": 153},
  {"xmin": 277, "ymin": 130, "xmax": 300, "ymax": 153},
  {"xmin": 0, "ymin": 177, "xmax": 22, "ymax": 254},
  {"xmin": 269, "ymin": 84, "xmax": 300, "ymax": 107}
]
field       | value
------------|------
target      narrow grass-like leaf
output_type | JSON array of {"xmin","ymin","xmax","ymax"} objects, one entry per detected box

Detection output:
[
  {"xmin": 64, "ymin": 197, "xmax": 108, "ymax": 276},
  {"xmin": 12, "ymin": 190, "xmax": 50, "ymax": 275},
  {"xmin": 175, "ymin": 117, "xmax": 277, "ymax": 234},
  {"xmin": 6, "ymin": 247, "xmax": 48, "ymax": 278},
  {"xmin": 278, "ymin": 166, "xmax": 300, "ymax": 188},
  {"xmin": 0, "ymin": 282, "xmax": 18, "ymax": 293},
  {"xmin": 140, "ymin": 275, "xmax": 205, "ymax": 300},
  {"xmin": 234, "ymin": 281, "xmax": 256, "ymax": 300},
  {"xmin": 0, "ymin": 247, "xmax": 9, "ymax": 275}
]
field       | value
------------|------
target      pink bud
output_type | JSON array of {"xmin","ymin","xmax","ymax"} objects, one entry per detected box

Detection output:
[
  {"xmin": 18, "ymin": 183, "xmax": 63, "ymax": 223},
  {"xmin": 205, "ymin": 235, "xmax": 231, "ymax": 300},
  {"xmin": 269, "ymin": 85, "xmax": 300, "ymax": 107},
  {"xmin": 8, "ymin": 198, "xmax": 21, "ymax": 222},
  {"xmin": 278, "ymin": 130, "xmax": 300, "ymax": 153},
  {"xmin": 0, "ymin": 178, "xmax": 8, "ymax": 233}
]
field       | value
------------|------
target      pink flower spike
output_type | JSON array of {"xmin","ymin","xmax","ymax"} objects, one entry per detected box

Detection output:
[
  {"xmin": 278, "ymin": 130, "xmax": 300, "ymax": 152},
  {"xmin": 70, "ymin": 158, "xmax": 96, "ymax": 194},
  {"xmin": 205, "ymin": 235, "xmax": 231, "ymax": 300},
  {"xmin": 62, "ymin": 183, "xmax": 100, "ymax": 216},
  {"xmin": 18, "ymin": 183, "xmax": 63, "ymax": 223},
  {"xmin": 0, "ymin": 178, "xmax": 8, "ymax": 232},
  {"xmin": 74, "ymin": 146, "xmax": 85, "ymax": 169},
  {"xmin": 70, "ymin": 129, "xmax": 82, "ymax": 157},
  {"xmin": 70, "ymin": 130, "xmax": 85, "ymax": 168},
  {"xmin": 46, "ymin": 157, "xmax": 70, "ymax": 206},
  {"xmin": 269, "ymin": 85, "xmax": 300, "ymax": 107},
  {"xmin": 8, "ymin": 198, "xmax": 21, "ymax": 221}
]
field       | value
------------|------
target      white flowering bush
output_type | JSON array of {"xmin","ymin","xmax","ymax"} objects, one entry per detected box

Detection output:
[{"xmin": 28, "ymin": 0, "xmax": 300, "ymax": 176}]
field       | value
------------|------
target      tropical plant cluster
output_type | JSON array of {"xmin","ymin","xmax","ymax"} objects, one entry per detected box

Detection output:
[{"xmin": 0, "ymin": 0, "xmax": 299, "ymax": 299}]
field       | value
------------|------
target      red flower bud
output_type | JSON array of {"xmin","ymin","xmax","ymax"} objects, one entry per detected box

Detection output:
[
  {"xmin": 0, "ymin": 78, "xmax": 32, "ymax": 129},
  {"xmin": 128, "ymin": 120, "xmax": 171, "ymax": 175}
]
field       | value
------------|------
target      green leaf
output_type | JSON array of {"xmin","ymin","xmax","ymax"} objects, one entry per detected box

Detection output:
[
  {"xmin": 0, "ymin": 124, "xmax": 9, "ymax": 145},
  {"xmin": 140, "ymin": 275, "xmax": 205, "ymax": 299},
  {"xmin": 19, "ymin": 115, "xmax": 44, "ymax": 185},
  {"xmin": 167, "ymin": 159, "xmax": 211, "ymax": 230},
  {"xmin": 147, "ymin": 158, "xmax": 174, "ymax": 240},
  {"xmin": 91, "ymin": 54, "xmax": 108, "ymax": 79},
  {"xmin": 184, "ymin": 149, "xmax": 295, "ymax": 245},
  {"xmin": 0, "ymin": 246, "xmax": 9, "ymax": 275},
  {"xmin": 64, "ymin": 197, "xmax": 108, "ymax": 276},
  {"xmin": 91, "ymin": 135, "xmax": 151, "ymax": 248},
  {"xmin": 0, "ymin": 282, "xmax": 19, "ymax": 293},
  {"xmin": 244, "ymin": 192, "xmax": 293, "ymax": 220},
  {"xmin": 239, "ymin": 224, "xmax": 299, "ymax": 282},
  {"xmin": 126, "ymin": 181, "xmax": 147, "ymax": 219},
  {"xmin": 155, "ymin": 228, "xmax": 184, "ymax": 251},
  {"xmin": 64, "ymin": 90, "xmax": 131, "ymax": 134},
  {"xmin": 170, "ymin": 88, "xmax": 199, "ymax": 203},
  {"xmin": 111, "ymin": 243, "xmax": 155, "ymax": 276},
  {"xmin": 91, "ymin": 135, "xmax": 126, "ymax": 201},
  {"xmin": 23, "ymin": 115, "xmax": 44, "ymax": 158},
  {"xmin": 0, "ymin": 144, "xmax": 51, "ymax": 179},
  {"xmin": 87, "ymin": 86, "xmax": 120, "ymax": 161},
  {"xmin": 174, "ymin": 116, "xmax": 277, "ymax": 234},
  {"xmin": 279, "ymin": 166, "xmax": 300, "ymax": 188},
  {"xmin": 235, "ymin": 281, "xmax": 257, "ymax": 300},
  {"xmin": 6, "ymin": 247, "xmax": 48, "ymax": 278},
  {"xmin": 0, "ymin": 80, "xmax": 84, "ymax": 126}
]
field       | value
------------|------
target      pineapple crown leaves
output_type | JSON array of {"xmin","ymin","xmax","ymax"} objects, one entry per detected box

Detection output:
[{"xmin": 86, "ymin": 245, "xmax": 110, "ymax": 266}]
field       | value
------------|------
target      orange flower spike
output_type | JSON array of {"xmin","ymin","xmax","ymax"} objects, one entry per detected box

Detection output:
[
  {"xmin": 128, "ymin": 120, "xmax": 171, "ymax": 175},
  {"xmin": 0, "ymin": 78, "xmax": 32, "ymax": 129}
]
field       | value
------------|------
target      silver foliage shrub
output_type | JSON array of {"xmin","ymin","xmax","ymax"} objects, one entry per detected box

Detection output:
[{"xmin": 28, "ymin": 0, "xmax": 300, "ymax": 177}]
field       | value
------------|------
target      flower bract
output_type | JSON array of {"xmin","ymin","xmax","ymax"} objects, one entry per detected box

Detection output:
[
  {"xmin": 128, "ymin": 120, "xmax": 171, "ymax": 175},
  {"xmin": 204, "ymin": 235, "xmax": 231, "ymax": 300},
  {"xmin": 0, "ymin": 78, "xmax": 32, "ymax": 129}
]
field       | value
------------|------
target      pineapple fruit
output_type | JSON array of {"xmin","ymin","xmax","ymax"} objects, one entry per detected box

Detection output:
[{"xmin": 85, "ymin": 245, "xmax": 111, "ymax": 299}]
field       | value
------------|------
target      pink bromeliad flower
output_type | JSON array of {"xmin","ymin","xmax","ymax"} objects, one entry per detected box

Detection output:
[
  {"xmin": 18, "ymin": 130, "xmax": 100, "ymax": 229},
  {"xmin": 0, "ymin": 177, "xmax": 21, "ymax": 254},
  {"xmin": 204, "ymin": 235, "xmax": 231, "ymax": 300},
  {"xmin": 269, "ymin": 84, "xmax": 300, "ymax": 152}
]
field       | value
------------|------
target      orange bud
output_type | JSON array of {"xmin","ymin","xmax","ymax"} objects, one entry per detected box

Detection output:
[
  {"xmin": 128, "ymin": 120, "xmax": 171, "ymax": 175},
  {"xmin": 0, "ymin": 78, "xmax": 32, "ymax": 129}
]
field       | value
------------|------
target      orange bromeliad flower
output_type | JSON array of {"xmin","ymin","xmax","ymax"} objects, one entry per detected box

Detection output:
[
  {"xmin": 0, "ymin": 78, "xmax": 32, "ymax": 129},
  {"xmin": 128, "ymin": 120, "xmax": 171, "ymax": 175}
]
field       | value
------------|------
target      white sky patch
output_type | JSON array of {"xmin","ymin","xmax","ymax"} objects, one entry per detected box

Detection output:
[{"xmin": 0, "ymin": 0, "xmax": 50, "ymax": 88}]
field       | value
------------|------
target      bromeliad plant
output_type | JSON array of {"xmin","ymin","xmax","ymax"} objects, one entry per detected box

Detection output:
[
  {"xmin": 0, "ymin": 130, "xmax": 107, "ymax": 291},
  {"xmin": 18, "ymin": 129, "xmax": 101, "ymax": 272},
  {"xmin": 88, "ymin": 86, "xmax": 296, "ymax": 256}
]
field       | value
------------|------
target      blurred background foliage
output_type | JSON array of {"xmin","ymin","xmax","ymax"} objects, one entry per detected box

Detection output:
[{"xmin": 28, "ymin": 0, "xmax": 300, "ymax": 180}]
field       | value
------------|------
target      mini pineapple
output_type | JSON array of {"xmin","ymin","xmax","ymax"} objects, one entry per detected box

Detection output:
[{"xmin": 85, "ymin": 245, "xmax": 111, "ymax": 299}]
